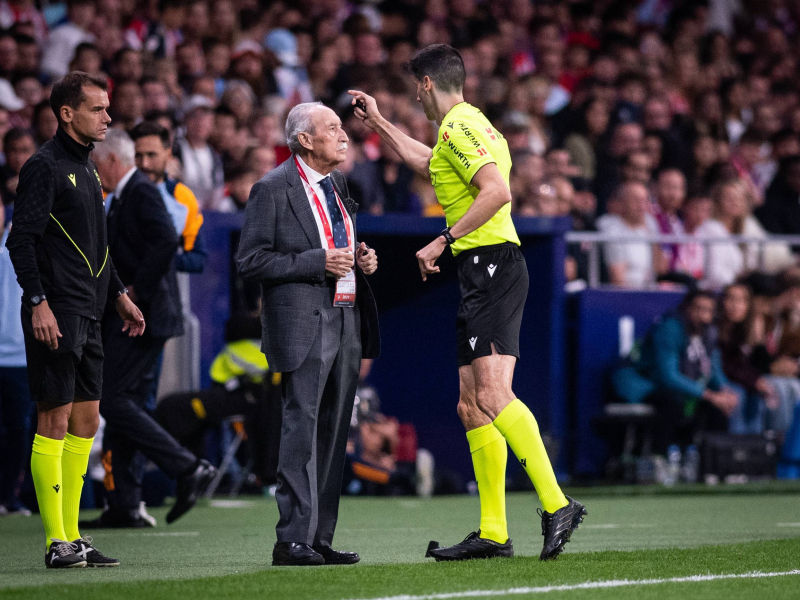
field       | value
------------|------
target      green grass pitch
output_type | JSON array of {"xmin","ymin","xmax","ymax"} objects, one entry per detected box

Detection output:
[{"xmin": 2, "ymin": 489, "xmax": 800, "ymax": 599}]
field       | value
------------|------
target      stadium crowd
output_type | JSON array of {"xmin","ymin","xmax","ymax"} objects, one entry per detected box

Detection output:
[{"xmin": 3, "ymin": 0, "xmax": 800, "ymax": 514}]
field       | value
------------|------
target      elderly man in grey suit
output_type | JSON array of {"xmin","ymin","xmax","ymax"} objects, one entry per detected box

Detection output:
[{"xmin": 237, "ymin": 101, "xmax": 380, "ymax": 567}]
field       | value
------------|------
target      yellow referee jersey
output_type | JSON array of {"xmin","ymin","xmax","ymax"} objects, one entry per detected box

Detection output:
[{"xmin": 429, "ymin": 102, "xmax": 520, "ymax": 255}]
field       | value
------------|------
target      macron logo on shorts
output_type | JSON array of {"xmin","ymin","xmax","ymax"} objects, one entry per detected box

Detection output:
[
  {"xmin": 469, "ymin": 337, "xmax": 477, "ymax": 350},
  {"xmin": 487, "ymin": 264, "xmax": 497, "ymax": 277}
]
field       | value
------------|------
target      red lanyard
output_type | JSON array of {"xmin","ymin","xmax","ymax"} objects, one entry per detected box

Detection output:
[{"xmin": 295, "ymin": 156, "xmax": 351, "ymax": 250}]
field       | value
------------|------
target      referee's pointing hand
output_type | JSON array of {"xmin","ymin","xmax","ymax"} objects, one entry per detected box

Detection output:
[{"xmin": 347, "ymin": 90, "xmax": 381, "ymax": 129}]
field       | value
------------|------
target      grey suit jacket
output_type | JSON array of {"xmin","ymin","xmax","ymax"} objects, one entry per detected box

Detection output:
[{"xmin": 236, "ymin": 156, "xmax": 380, "ymax": 372}]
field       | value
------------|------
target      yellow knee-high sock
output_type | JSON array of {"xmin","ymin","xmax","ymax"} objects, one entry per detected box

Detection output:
[
  {"xmin": 31, "ymin": 434, "xmax": 66, "ymax": 549},
  {"xmin": 493, "ymin": 399, "xmax": 568, "ymax": 513},
  {"xmin": 465, "ymin": 423, "xmax": 508, "ymax": 543},
  {"xmin": 62, "ymin": 433, "xmax": 93, "ymax": 542}
]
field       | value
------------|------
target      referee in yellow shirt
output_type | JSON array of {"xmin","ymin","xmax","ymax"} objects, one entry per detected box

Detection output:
[{"xmin": 349, "ymin": 44, "xmax": 586, "ymax": 562}]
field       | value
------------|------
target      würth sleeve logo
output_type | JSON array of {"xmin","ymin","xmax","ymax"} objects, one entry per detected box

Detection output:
[{"xmin": 485, "ymin": 128, "xmax": 496, "ymax": 140}]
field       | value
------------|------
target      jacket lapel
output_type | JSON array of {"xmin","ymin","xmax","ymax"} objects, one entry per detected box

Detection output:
[{"xmin": 285, "ymin": 157, "xmax": 324, "ymax": 249}]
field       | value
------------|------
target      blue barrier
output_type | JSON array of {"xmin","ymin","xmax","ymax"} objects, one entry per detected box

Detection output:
[
  {"xmin": 567, "ymin": 289, "xmax": 684, "ymax": 478},
  {"xmin": 192, "ymin": 213, "xmax": 571, "ymax": 483}
]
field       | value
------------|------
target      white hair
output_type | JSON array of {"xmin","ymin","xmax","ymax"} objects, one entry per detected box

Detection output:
[
  {"xmin": 92, "ymin": 127, "xmax": 135, "ymax": 167},
  {"xmin": 285, "ymin": 101, "xmax": 324, "ymax": 154}
]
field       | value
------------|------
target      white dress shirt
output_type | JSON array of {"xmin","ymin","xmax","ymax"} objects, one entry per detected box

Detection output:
[
  {"xmin": 295, "ymin": 155, "xmax": 354, "ymax": 252},
  {"xmin": 104, "ymin": 167, "xmax": 138, "ymax": 215}
]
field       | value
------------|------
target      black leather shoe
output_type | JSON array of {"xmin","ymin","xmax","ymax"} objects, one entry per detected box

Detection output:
[
  {"xmin": 166, "ymin": 460, "xmax": 216, "ymax": 524},
  {"xmin": 312, "ymin": 545, "xmax": 360, "ymax": 565},
  {"xmin": 272, "ymin": 542, "xmax": 325, "ymax": 566}
]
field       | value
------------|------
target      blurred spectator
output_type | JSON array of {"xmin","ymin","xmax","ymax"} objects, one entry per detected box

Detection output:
[
  {"xmin": 0, "ymin": 127, "xmax": 34, "ymax": 206},
  {"xmin": 612, "ymin": 290, "xmax": 743, "ymax": 453},
  {"xmin": 563, "ymin": 98, "xmax": 611, "ymax": 180},
  {"xmin": 42, "ymin": 0, "xmax": 96, "ymax": 79},
  {"xmin": 717, "ymin": 283, "xmax": 787, "ymax": 433},
  {"xmin": 758, "ymin": 155, "xmax": 800, "ymax": 236},
  {"xmin": 601, "ymin": 182, "xmax": 662, "ymax": 288},
  {"xmin": 175, "ymin": 95, "xmax": 224, "ymax": 209},
  {"xmin": 594, "ymin": 122, "xmax": 643, "ymax": 212},
  {"xmin": 0, "ymin": 201, "xmax": 32, "ymax": 515},
  {"xmin": 653, "ymin": 169, "xmax": 687, "ymax": 272},
  {"xmin": 217, "ymin": 165, "xmax": 257, "ymax": 213},
  {"xmin": 110, "ymin": 80, "xmax": 144, "ymax": 131}
]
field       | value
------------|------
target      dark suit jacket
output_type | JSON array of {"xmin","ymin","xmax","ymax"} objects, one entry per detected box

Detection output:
[
  {"xmin": 106, "ymin": 168, "xmax": 183, "ymax": 339},
  {"xmin": 236, "ymin": 156, "xmax": 380, "ymax": 373}
]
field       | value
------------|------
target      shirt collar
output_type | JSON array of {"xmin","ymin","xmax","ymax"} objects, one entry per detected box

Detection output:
[
  {"xmin": 114, "ymin": 167, "xmax": 138, "ymax": 198},
  {"xmin": 55, "ymin": 127, "xmax": 94, "ymax": 164},
  {"xmin": 296, "ymin": 154, "xmax": 328, "ymax": 185}
]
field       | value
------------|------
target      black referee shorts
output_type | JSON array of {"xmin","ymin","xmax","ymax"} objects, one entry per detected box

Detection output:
[
  {"xmin": 21, "ymin": 305, "xmax": 103, "ymax": 404},
  {"xmin": 455, "ymin": 242, "xmax": 529, "ymax": 367}
]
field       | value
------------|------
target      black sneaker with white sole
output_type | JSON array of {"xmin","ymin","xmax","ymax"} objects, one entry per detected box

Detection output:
[
  {"xmin": 425, "ymin": 531, "xmax": 514, "ymax": 562},
  {"xmin": 539, "ymin": 495, "xmax": 587, "ymax": 561},
  {"xmin": 72, "ymin": 536, "xmax": 120, "ymax": 567},
  {"xmin": 45, "ymin": 539, "xmax": 87, "ymax": 569}
]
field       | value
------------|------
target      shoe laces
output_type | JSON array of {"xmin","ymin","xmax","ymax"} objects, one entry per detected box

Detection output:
[
  {"xmin": 79, "ymin": 536, "xmax": 93, "ymax": 547},
  {"xmin": 538, "ymin": 508, "xmax": 555, "ymax": 537},
  {"xmin": 50, "ymin": 539, "xmax": 78, "ymax": 557}
]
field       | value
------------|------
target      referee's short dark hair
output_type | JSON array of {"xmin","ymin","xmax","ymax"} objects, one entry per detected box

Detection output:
[
  {"xmin": 407, "ymin": 44, "xmax": 466, "ymax": 93},
  {"xmin": 50, "ymin": 71, "xmax": 108, "ymax": 124},
  {"xmin": 130, "ymin": 121, "xmax": 171, "ymax": 148}
]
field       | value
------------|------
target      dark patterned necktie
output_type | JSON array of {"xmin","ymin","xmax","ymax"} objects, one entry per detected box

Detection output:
[{"xmin": 319, "ymin": 176, "xmax": 348, "ymax": 248}]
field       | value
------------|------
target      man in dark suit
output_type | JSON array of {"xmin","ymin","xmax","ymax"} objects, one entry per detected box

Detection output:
[
  {"xmin": 237, "ymin": 102, "xmax": 380, "ymax": 566},
  {"xmin": 84, "ymin": 128, "xmax": 215, "ymax": 529}
]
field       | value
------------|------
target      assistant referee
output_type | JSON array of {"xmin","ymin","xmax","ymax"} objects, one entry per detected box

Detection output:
[
  {"xmin": 349, "ymin": 44, "xmax": 587, "ymax": 562},
  {"xmin": 6, "ymin": 72, "xmax": 145, "ymax": 569}
]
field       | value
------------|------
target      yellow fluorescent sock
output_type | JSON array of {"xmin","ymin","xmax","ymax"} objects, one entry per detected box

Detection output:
[
  {"xmin": 493, "ymin": 400, "xmax": 568, "ymax": 514},
  {"xmin": 62, "ymin": 433, "xmax": 94, "ymax": 542},
  {"xmin": 465, "ymin": 423, "xmax": 508, "ymax": 543},
  {"xmin": 31, "ymin": 434, "xmax": 66, "ymax": 549}
]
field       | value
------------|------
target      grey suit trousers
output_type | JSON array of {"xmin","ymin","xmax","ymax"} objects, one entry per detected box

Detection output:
[{"xmin": 275, "ymin": 296, "xmax": 361, "ymax": 546}]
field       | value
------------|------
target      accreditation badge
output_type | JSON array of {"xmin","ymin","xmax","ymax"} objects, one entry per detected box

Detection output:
[{"xmin": 334, "ymin": 270, "xmax": 356, "ymax": 307}]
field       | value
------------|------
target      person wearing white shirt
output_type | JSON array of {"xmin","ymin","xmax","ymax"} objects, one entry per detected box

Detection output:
[{"xmin": 602, "ymin": 182, "xmax": 663, "ymax": 288}]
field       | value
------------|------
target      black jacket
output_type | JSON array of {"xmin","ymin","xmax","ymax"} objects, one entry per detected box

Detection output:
[
  {"xmin": 756, "ymin": 177, "xmax": 800, "ymax": 236},
  {"xmin": 6, "ymin": 128, "xmax": 125, "ymax": 320},
  {"xmin": 106, "ymin": 168, "xmax": 183, "ymax": 339}
]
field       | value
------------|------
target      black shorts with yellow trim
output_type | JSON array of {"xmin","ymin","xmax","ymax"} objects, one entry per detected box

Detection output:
[
  {"xmin": 21, "ymin": 305, "xmax": 103, "ymax": 404},
  {"xmin": 455, "ymin": 242, "xmax": 529, "ymax": 367}
]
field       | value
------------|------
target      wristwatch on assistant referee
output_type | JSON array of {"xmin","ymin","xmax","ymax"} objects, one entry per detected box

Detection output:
[
  {"xmin": 30, "ymin": 293, "xmax": 46, "ymax": 306},
  {"xmin": 440, "ymin": 227, "xmax": 456, "ymax": 245}
]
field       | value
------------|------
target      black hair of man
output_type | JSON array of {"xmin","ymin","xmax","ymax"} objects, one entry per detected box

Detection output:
[
  {"xmin": 680, "ymin": 289, "xmax": 717, "ymax": 315},
  {"xmin": 129, "ymin": 120, "xmax": 171, "ymax": 148},
  {"xmin": 113, "ymin": 47, "xmax": 139, "ymax": 64},
  {"xmin": 3, "ymin": 126, "xmax": 34, "ymax": 148},
  {"xmin": 72, "ymin": 41, "xmax": 100, "ymax": 59},
  {"xmin": 144, "ymin": 109, "xmax": 176, "ymax": 128},
  {"xmin": 49, "ymin": 71, "xmax": 107, "ymax": 125},
  {"xmin": 406, "ymin": 44, "xmax": 465, "ymax": 93},
  {"xmin": 225, "ymin": 164, "xmax": 257, "ymax": 183},
  {"xmin": 772, "ymin": 128, "xmax": 798, "ymax": 147}
]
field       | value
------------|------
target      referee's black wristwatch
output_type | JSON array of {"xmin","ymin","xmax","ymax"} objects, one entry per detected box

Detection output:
[
  {"xmin": 30, "ymin": 293, "xmax": 46, "ymax": 306},
  {"xmin": 440, "ymin": 227, "xmax": 456, "ymax": 245}
]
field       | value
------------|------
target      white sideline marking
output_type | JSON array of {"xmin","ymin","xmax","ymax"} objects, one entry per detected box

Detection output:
[
  {"xmin": 776, "ymin": 522, "xmax": 800, "ymax": 527},
  {"xmin": 344, "ymin": 570, "xmax": 800, "ymax": 600},
  {"xmin": 210, "ymin": 499, "xmax": 257, "ymax": 508},
  {"xmin": 126, "ymin": 531, "xmax": 200, "ymax": 537}
]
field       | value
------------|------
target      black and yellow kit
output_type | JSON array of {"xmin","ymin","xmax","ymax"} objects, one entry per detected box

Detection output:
[{"xmin": 6, "ymin": 128, "xmax": 126, "ymax": 403}]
